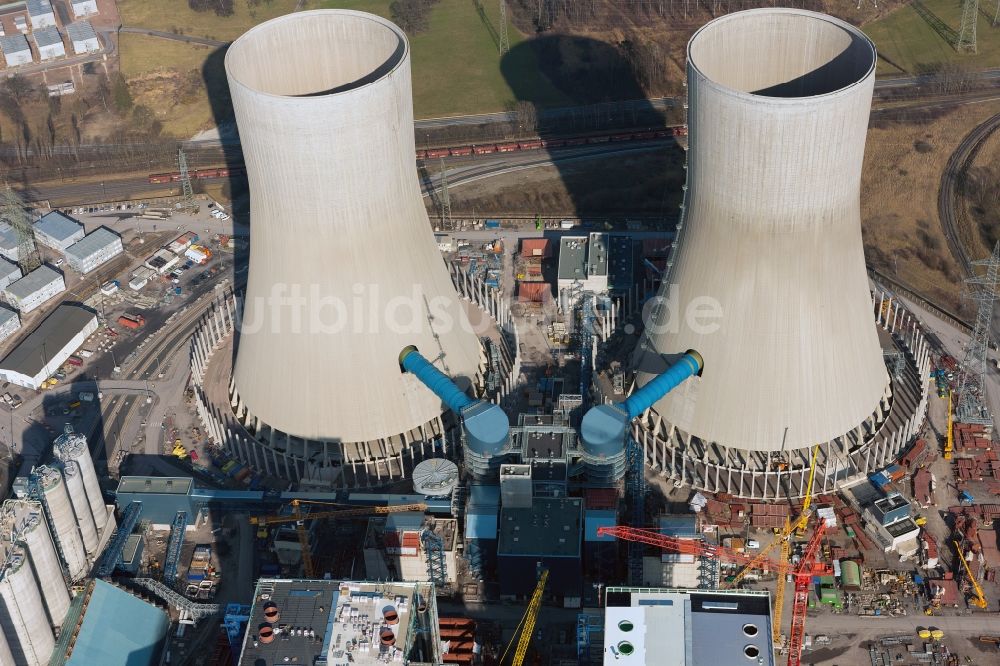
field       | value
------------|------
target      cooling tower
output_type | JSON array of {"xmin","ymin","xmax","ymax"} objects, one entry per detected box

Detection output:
[
  {"xmin": 61, "ymin": 461, "xmax": 99, "ymax": 554},
  {"xmin": 53, "ymin": 425, "xmax": 108, "ymax": 532},
  {"xmin": 225, "ymin": 10, "xmax": 481, "ymax": 448},
  {"xmin": 1, "ymin": 500, "xmax": 71, "ymax": 628},
  {"xmin": 634, "ymin": 9, "xmax": 896, "ymax": 493},
  {"xmin": 35, "ymin": 465, "xmax": 88, "ymax": 580},
  {"xmin": 0, "ymin": 543, "xmax": 56, "ymax": 665}
]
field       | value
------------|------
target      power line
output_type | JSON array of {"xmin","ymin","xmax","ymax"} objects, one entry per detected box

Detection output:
[
  {"xmin": 0, "ymin": 185, "xmax": 40, "ymax": 272},
  {"xmin": 954, "ymin": 241, "xmax": 999, "ymax": 425},
  {"xmin": 957, "ymin": 0, "xmax": 979, "ymax": 53},
  {"xmin": 499, "ymin": 0, "xmax": 511, "ymax": 55}
]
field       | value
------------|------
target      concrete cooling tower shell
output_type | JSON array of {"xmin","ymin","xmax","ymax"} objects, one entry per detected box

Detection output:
[
  {"xmin": 636, "ymin": 9, "xmax": 889, "ymax": 452},
  {"xmin": 226, "ymin": 10, "xmax": 481, "ymax": 443}
]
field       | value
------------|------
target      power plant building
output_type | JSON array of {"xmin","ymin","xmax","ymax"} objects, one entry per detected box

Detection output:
[
  {"xmin": 224, "ymin": 10, "xmax": 483, "ymax": 480},
  {"xmin": 631, "ymin": 9, "xmax": 929, "ymax": 498},
  {"xmin": 64, "ymin": 226, "xmax": 124, "ymax": 274},
  {"xmin": 4, "ymin": 264, "xmax": 66, "ymax": 313},
  {"xmin": 0, "ymin": 304, "xmax": 98, "ymax": 389},
  {"xmin": 498, "ymin": 496, "xmax": 583, "ymax": 602}
]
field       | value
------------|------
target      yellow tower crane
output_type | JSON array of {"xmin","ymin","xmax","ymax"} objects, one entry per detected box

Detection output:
[
  {"xmin": 944, "ymin": 391, "xmax": 954, "ymax": 460},
  {"xmin": 773, "ymin": 515, "xmax": 792, "ymax": 647},
  {"xmin": 249, "ymin": 501, "xmax": 427, "ymax": 578},
  {"xmin": 953, "ymin": 540, "xmax": 988, "ymax": 609},
  {"xmin": 501, "ymin": 568, "xmax": 549, "ymax": 666}
]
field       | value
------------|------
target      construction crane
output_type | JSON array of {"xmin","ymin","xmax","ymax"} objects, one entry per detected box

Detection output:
[
  {"xmin": 500, "ymin": 567, "xmax": 549, "ymax": 666},
  {"xmin": 250, "ymin": 501, "xmax": 427, "ymax": 577},
  {"xmin": 773, "ymin": 516, "xmax": 792, "ymax": 647},
  {"xmin": 944, "ymin": 391, "xmax": 954, "ymax": 460},
  {"xmin": 787, "ymin": 521, "xmax": 830, "ymax": 666},
  {"xmin": 953, "ymin": 539, "xmax": 988, "ymax": 609}
]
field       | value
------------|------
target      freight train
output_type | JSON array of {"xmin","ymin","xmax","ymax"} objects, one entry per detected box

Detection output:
[{"xmin": 147, "ymin": 126, "xmax": 687, "ymax": 183}]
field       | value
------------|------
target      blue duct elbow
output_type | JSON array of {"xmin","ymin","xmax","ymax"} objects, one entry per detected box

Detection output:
[
  {"xmin": 623, "ymin": 350, "xmax": 703, "ymax": 420},
  {"xmin": 400, "ymin": 346, "xmax": 475, "ymax": 414}
]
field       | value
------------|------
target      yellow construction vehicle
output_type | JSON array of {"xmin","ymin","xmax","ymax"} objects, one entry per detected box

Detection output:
[
  {"xmin": 953, "ymin": 540, "xmax": 988, "ymax": 609},
  {"xmin": 501, "ymin": 568, "xmax": 549, "ymax": 666},
  {"xmin": 944, "ymin": 392, "xmax": 954, "ymax": 460},
  {"xmin": 250, "ymin": 501, "xmax": 427, "ymax": 578},
  {"xmin": 172, "ymin": 440, "xmax": 188, "ymax": 459}
]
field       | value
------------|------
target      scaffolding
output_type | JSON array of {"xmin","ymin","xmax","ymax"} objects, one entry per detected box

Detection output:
[
  {"xmin": 163, "ymin": 510, "xmax": 188, "ymax": 584},
  {"xmin": 421, "ymin": 528, "xmax": 447, "ymax": 586},
  {"xmin": 576, "ymin": 612, "xmax": 603, "ymax": 665},
  {"xmin": 96, "ymin": 502, "xmax": 143, "ymax": 577},
  {"xmin": 464, "ymin": 538, "xmax": 483, "ymax": 579},
  {"xmin": 223, "ymin": 603, "xmax": 251, "ymax": 655}
]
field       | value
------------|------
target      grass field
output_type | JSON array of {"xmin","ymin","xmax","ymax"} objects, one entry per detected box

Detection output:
[
  {"xmin": 117, "ymin": 0, "xmax": 301, "ymax": 41},
  {"xmin": 865, "ymin": 0, "xmax": 1000, "ymax": 75}
]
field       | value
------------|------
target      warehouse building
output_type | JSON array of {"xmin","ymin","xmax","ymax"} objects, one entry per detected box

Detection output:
[
  {"xmin": 0, "ymin": 258, "xmax": 21, "ymax": 290},
  {"xmin": 602, "ymin": 587, "xmax": 775, "ymax": 665},
  {"xmin": 71, "ymin": 0, "xmax": 99, "ymax": 18},
  {"xmin": 4, "ymin": 265, "xmax": 65, "ymax": 313},
  {"xmin": 65, "ymin": 21, "xmax": 99, "ymax": 54},
  {"xmin": 33, "ymin": 26, "xmax": 64, "ymax": 61},
  {"xmin": 498, "ymin": 496, "xmax": 583, "ymax": 603},
  {"xmin": 0, "ymin": 223, "xmax": 22, "ymax": 262},
  {"xmin": 27, "ymin": 0, "xmax": 56, "ymax": 29},
  {"xmin": 0, "ymin": 34, "xmax": 32, "ymax": 67},
  {"xmin": 0, "ymin": 304, "xmax": 97, "ymax": 389},
  {"xmin": 65, "ymin": 227, "xmax": 123, "ymax": 274},
  {"xmin": 0, "ymin": 307, "xmax": 20, "ymax": 343},
  {"xmin": 34, "ymin": 211, "xmax": 84, "ymax": 251}
]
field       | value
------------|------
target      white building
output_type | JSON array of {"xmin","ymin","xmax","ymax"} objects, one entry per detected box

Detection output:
[
  {"xmin": 26, "ymin": 0, "xmax": 56, "ymax": 29},
  {"xmin": 4, "ymin": 265, "xmax": 65, "ymax": 313},
  {"xmin": 65, "ymin": 21, "xmax": 99, "ymax": 54},
  {"xmin": 0, "ymin": 258, "xmax": 22, "ymax": 291},
  {"xmin": 33, "ymin": 211, "xmax": 84, "ymax": 251},
  {"xmin": 64, "ymin": 227, "xmax": 123, "ymax": 274},
  {"xmin": 0, "ymin": 224, "xmax": 21, "ymax": 263},
  {"xmin": 557, "ymin": 233, "xmax": 610, "ymax": 310},
  {"xmin": 0, "ymin": 305, "xmax": 98, "ymax": 389},
  {"xmin": 144, "ymin": 248, "xmax": 178, "ymax": 274},
  {"xmin": 71, "ymin": 0, "xmax": 99, "ymax": 18},
  {"xmin": 32, "ymin": 26, "xmax": 64, "ymax": 61},
  {"xmin": 0, "ymin": 34, "xmax": 32, "ymax": 67},
  {"xmin": 0, "ymin": 308, "xmax": 20, "ymax": 343}
]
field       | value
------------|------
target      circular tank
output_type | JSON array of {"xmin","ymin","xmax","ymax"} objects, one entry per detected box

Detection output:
[
  {"xmin": 579, "ymin": 404, "xmax": 628, "ymax": 484},
  {"xmin": 411, "ymin": 459, "xmax": 459, "ymax": 497},
  {"xmin": 0, "ymin": 544, "xmax": 56, "ymax": 664},
  {"xmin": 35, "ymin": 465, "xmax": 88, "ymax": 580},
  {"xmin": 461, "ymin": 401, "xmax": 510, "ymax": 480},
  {"xmin": 13, "ymin": 503, "xmax": 71, "ymax": 628},
  {"xmin": 60, "ymin": 461, "xmax": 98, "ymax": 554},
  {"xmin": 54, "ymin": 427, "xmax": 108, "ymax": 532}
]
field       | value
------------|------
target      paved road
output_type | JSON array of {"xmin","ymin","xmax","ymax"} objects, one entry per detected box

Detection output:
[{"xmin": 120, "ymin": 26, "xmax": 227, "ymax": 48}]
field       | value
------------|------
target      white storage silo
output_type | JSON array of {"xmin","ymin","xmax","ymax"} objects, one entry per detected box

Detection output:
[
  {"xmin": 60, "ymin": 460, "xmax": 99, "ymax": 554},
  {"xmin": 0, "ymin": 543, "xmax": 56, "ymax": 665},
  {"xmin": 2, "ymin": 500, "xmax": 71, "ymax": 628},
  {"xmin": 53, "ymin": 426, "xmax": 108, "ymax": 532},
  {"xmin": 35, "ymin": 465, "xmax": 88, "ymax": 580}
]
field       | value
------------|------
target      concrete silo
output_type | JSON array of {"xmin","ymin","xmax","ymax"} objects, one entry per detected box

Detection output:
[
  {"xmin": 0, "ymin": 542, "xmax": 56, "ymax": 665},
  {"xmin": 34, "ymin": 465, "xmax": 88, "ymax": 579},
  {"xmin": 225, "ymin": 10, "xmax": 482, "ymax": 468},
  {"xmin": 60, "ymin": 460, "xmax": 99, "ymax": 554},
  {"xmin": 53, "ymin": 425, "xmax": 108, "ymax": 532},
  {"xmin": 1, "ymin": 500, "xmax": 71, "ymax": 629},
  {"xmin": 634, "ymin": 9, "xmax": 910, "ymax": 497}
]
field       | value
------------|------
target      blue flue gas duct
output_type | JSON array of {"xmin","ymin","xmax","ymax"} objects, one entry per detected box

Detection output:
[
  {"xmin": 399, "ymin": 346, "xmax": 474, "ymax": 413},
  {"xmin": 622, "ymin": 351, "xmax": 704, "ymax": 420}
]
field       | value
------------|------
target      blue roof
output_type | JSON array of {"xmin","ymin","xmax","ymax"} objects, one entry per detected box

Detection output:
[
  {"xmin": 466, "ymin": 512, "xmax": 498, "ymax": 540},
  {"xmin": 384, "ymin": 512, "xmax": 425, "ymax": 532},
  {"xmin": 66, "ymin": 579, "xmax": 168, "ymax": 665},
  {"xmin": 468, "ymin": 483, "xmax": 500, "ymax": 509},
  {"xmin": 584, "ymin": 509, "xmax": 617, "ymax": 542},
  {"xmin": 658, "ymin": 514, "xmax": 698, "ymax": 538}
]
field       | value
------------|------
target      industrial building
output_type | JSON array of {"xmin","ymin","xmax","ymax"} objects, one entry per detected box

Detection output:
[
  {"xmin": 144, "ymin": 247, "xmax": 179, "ymax": 274},
  {"xmin": 498, "ymin": 496, "xmax": 583, "ymax": 603},
  {"xmin": 558, "ymin": 233, "xmax": 609, "ymax": 308},
  {"xmin": 64, "ymin": 226, "xmax": 124, "ymax": 274},
  {"xmin": 0, "ymin": 307, "xmax": 20, "ymax": 343},
  {"xmin": 34, "ymin": 211, "xmax": 84, "ymax": 251},
  {"xmin": 601, "ymin": 587, "xmax": 775, "ymax": 665},
  {"xmin": 237, "ymin": 578, "xmax": 442, "ymax": 665},
  {"xmin": 0, "ymin": 304, "xmax": 97, "ymax": 388},
  {"xmin": 362, "ymin": 513, "xmax": 458, "ymax": 584},
  {"xmin": 0, "ymin": 256, "xmax": 22, "ymax": 290},
  {"xmin": 65, "ymin": 20, "xmax": 99, "ymax": 54},
  {"xmin": 629, "ymin": 8, "xmax": 930, "ymax": 498},
  {"xmin": 32, "ymin": 26, "xmax": 64, "ymax": 61},
  {"xmin": 71, "ymin": 0, "xmax": 98, "ymax": 18},
  {"xmin": 0, "ymin": 34, "xmax": 32, "ymax": 66},
  {"xmin": 222, "ymin": 10, "xmax": 486, "ymax": 484},
  {"xmin": 4, "ymin": 264, "xmax": 65, "ymax": 313},
  {"xmin": 0, "ymin": 222, "xmax": 23, "ymax": 262},
  {"xmin": 27, "ymin": 0, "xmax": 56, "ymax": 29}
]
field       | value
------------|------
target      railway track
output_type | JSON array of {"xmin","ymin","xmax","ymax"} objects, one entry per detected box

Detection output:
[{"xmin": 937, "ymin": 112, "xmax": 1000, "ymax": 277}]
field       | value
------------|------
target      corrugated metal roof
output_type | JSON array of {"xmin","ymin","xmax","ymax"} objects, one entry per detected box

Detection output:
[
  {"xmin": 5, "ymin": 265, "xmax": 62, "ymax": 300},
  {"xmin": 65, "ymin": 20, "xmax": 96, "ymax": 42},
  {"xmin": 0, "ymin": 34, "xmax": 31, "ymax": 54},
  {"xmin": 32, "ymin": 26, "xmax": 62, "ymax": 49},
  {"xmin": 34, "ymin": 211, "xmax": 82, "ymax": 241},
  {"xmin": 0, "ymin": 224, "xmax": 18, "ymax": 251},
  {"xmin": 0, "ymin": 257, "xmax": 20, "ymax": 281},
  {"xmin": 65, "ymin": 227, "xmax": 122, "ymax": 260},
  {"xmin": 520, "ymin": 238, "xmax": 551, "ymax": 258},
  {"xmin": 0, "ymin": 305, "xmax": 94, "ymax": 376},
  {"xmin": 63, "ymin": 580, "xmax": 168, "ymax": 665},
  {"xmin": 0, "ymin": 308, "xmax": 18, "ymax": 327},
  {"xmin": 518, "ymin": 281, "xmax": 550, "ymax": 302},
  {"xmin": 27, "ymin": 0, "xmax": 54, "ymax": 17},
  {"xmin": 465, "ymin": 512, "xmax": 497, "ymax": 540},
  {"xmin": 468, "ymin": 483, "xmax": 500, "ymax": 509}
]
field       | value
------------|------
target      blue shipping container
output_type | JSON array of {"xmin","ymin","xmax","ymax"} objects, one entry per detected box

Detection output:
[{"xmin": 485, "ymin": 219, "xmax": 501, "ymax": 229}]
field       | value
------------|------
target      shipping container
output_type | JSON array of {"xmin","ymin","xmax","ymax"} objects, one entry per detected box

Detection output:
[
  {"xmin": 118, "ymin": 314, "xmax": 145, "ymax": 329},
  {"xmin": 485, "ymin": 220, "xmax": 501, "ymax": 229},
  {"xmin": 66, "ymin": 355, "xmax": 83, "ymax": 367}
]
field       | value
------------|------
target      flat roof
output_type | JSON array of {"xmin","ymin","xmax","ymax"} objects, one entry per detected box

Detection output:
[
  {"xmin": 65, "ymin": 227, "xmax": 121, "ymax": 260},
  {"xmin": 558, "ymin": 236, "xmax": 588, "ymax": 281},
  {"xmin": 0, "ymin": 305, "xmax": 95, "ymax": 376},
  {"xmin": 34, "ymin": 211, "xmax": 82, "ymax": 241},
  {"xmin": 0, "ymin": 257, "xmax": 20, "ymax": 280},
  {"xmin": 5, "ymin": 264, "xmax": 62, "ymax": 299},
  {"xmin": 32, "ymin": 26, "xmax": 62, "ymax": 49},
  {"xmin": 608, "ymin": 235, "xmax": 634, "ymax": 288},
  {"xmin": 0, "ymin": 223, "xmax": 18, "ymax": 251},
  {"xmin": 122, "ymin": 534, "xmax": 142, "ymax": 563},
  {"xmin": 0, "ymin": 34, "xmax": 31, "ymax": 54},
  {"xmin": 238, "ymin": 579, "xmax": 440, "ymax": 666},
  {"xmin": 587, "ymin": 233, "xmax": 609, "ymax": 277},
  {"xmin": 886, "ymin": 516, "xmax": 919, "ymax": 538},
  {"xmin": 27, "ymin": 0, "xmax": 55, "ymax": 16},
  {"xmin": 0, "ymin": 307, "xmax": 18, "ymax": 326},
  {"xmin": 498, "ymin": 496, "xmax": 582, "ymax": 557},
  {"xmin": 65, "ymin": 21, "xmax": 96, "ymax": 42},
  {"xmin": 118, "ymin": 476, "xmax": 193, "ymax": 495},
  {"xmin": 64, "ymin": 580, "xmax": 168, "ymax": 666}
]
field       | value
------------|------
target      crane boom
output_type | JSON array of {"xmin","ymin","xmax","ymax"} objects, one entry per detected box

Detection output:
[
  {"xmin": 796, "ymin": 445, "xmax": 820, "ymax": 534},
  {"xmin": 786, "ymin": 521, "xmax": 828, "ymax": 666},
  {"xmin": 510, "ymin": 569, "xmax": 549, "ymax": 666},
  {"xmin": 772, "ymin": 516, "xmax": 791, "ymax": 646},
  {"xmin": 953, "ymin": 540, "xmax": 988, "ymax": 609}
]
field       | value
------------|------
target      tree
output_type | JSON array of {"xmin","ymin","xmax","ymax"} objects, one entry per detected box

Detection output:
[
  {"xmin": 4, "ymin": 75, "xmax": 34, "ymax": 103},
  {"xmin": 111, "ymin": 73, "xmax": 133, "ymax": 113}
]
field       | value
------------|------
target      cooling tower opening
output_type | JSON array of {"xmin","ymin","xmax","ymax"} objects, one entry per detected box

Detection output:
[
  {"xmin": 688, "ymin": 9, "xmax": 875, "ymax": 98},
  {"xmin": 226, "ymin": 10, "xmax": 406, "ymax": 97}
]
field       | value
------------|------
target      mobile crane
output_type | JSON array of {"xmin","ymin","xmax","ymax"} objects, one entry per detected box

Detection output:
[
  {"xmin": 953, "ymin": 539, "xmax": 988, "ymax": 609},
  {"xmin": 249, "ymin": 500, "xmax": 427, "ymax": 578}
]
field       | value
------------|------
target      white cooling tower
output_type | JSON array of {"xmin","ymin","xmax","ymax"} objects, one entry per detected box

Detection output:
[
  {"xmin": 1, "ymin": 500, "xmax": 71, "ymax": 628},
  {"xmin": 0, "ymin": 543, "xmax": 56, "ymax": 665},
  {"xmin": 225, "ymin": 10, "xmax": 482, "ymax": 447},
  {"xmin": 53, "ymin": 426, "xmax": 108, "ymax": 532},
  {"xmin": 35, "ymin": 465, "xmax": 88, "ymax": 580},
  {"xmin": 0, "ymin": 624, "xmax": 14, "ymax": 666},
  {"xmin": 61, "ymin": 461, "xmax": 99, "ymax": 554},
  {"xmin": 637, "ymin": 9, "xmax": 887, "ymax": 446}
]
